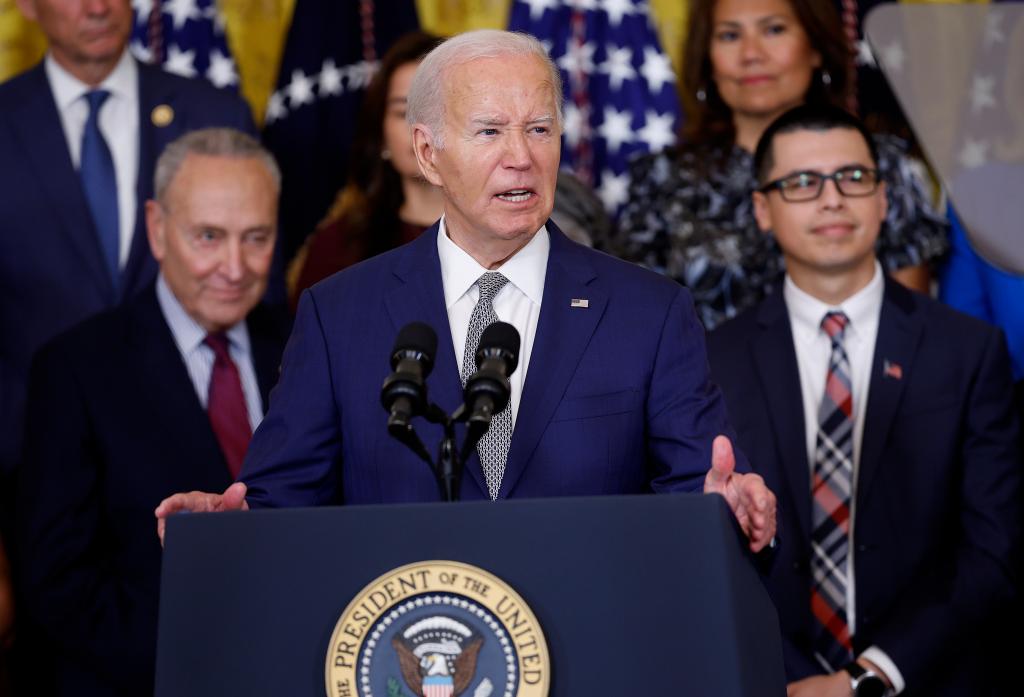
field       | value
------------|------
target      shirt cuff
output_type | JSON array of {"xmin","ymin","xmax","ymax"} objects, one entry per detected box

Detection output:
[{"xmin": 860, "ymin": 646, "xmax": 906, "ymax": 695}]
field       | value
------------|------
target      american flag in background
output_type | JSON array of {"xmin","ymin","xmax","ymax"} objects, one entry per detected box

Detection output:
[
  {"xmin": 508, "ymin": 0, "xmax": 682, "ymax": 214},
  {"xmin": 129, "ymin": 0, "xmax": 239, "ymax": 90}
]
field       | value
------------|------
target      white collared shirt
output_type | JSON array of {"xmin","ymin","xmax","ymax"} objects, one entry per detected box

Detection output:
[
  {"xmin": 437, "ymin": 217, "xmax": 549, "ymax": 431},
  {"xmin": 156, "ymin": 275, "xmax": 264, "ymax": 433},
  {"xmin": 45, "ymin": 49, "xmax": 140, "ymax": 268},
  {"xmin": 784, "ymin": 262, "xmax": 906, "ymax": 693}
]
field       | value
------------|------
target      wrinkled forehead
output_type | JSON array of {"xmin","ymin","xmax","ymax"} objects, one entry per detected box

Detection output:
[{"xmin": 442, "ymin": 54, "xmax": 559, "ymax": 123}]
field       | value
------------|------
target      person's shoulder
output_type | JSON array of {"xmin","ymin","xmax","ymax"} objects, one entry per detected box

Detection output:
[
  {"xmin": 555, "ymin": 231, "xmax": 688, "ymax": 304},
  {"xmin": 32, "ymin": 301, "xmax": 137, "ymax": 372},
  {"xmin": 887, "ymin": 281, "xmax": 1003, "ymax": 350},
  {"xmin": 706, "ymin": 299, "xmax": 762, "ymax": 355},
  {"xmin": 0, "ymin": 62, "xmax": 46, "ymax": 104},
  {"xmin": 138, "ymin": 62, "xmax": 250, "ymax": 115}
]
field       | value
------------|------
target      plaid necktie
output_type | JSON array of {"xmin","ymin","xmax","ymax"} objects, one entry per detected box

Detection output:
[
  {"xmin": 79, "ymin": 89, "xmax": 120, "ymax": 289},
  {"xmin": 810, "ymin": 311, "xmax": 855, "ymax": 669},
  {"xmin": 205, "ymin": 333, "xmax": 252, "ymax": 478},
  {"xmin": 461, "ymin": 272, "xmax": 511, "ymax": 500}
]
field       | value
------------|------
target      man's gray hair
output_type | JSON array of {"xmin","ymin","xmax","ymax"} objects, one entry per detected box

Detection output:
[
  {"xmin": 154, "ymin": 127, "xmax": 281, "ymax": 204},
  {"xmin": 406, "ymin": 30, "xmax": 563, "ymax": 150}
]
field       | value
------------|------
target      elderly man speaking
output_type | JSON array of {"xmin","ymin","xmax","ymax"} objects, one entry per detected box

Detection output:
[{"xmin": 157, "ymin": 30, "xmax": 775, "ymax": 552}]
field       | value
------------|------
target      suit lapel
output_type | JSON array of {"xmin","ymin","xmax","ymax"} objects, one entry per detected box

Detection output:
[
  {"xmin": 382, "ymin": 226, "xmax": 481, "ymax": 492},
  {"xmin": 127, "ymin": 286, "xmax": 227, "ymax": 475},
  {"xmin": 499, "ymin": 225, "xmax": 607, "ymax": 498},
  {"xmin": 12, "ymin": 65, "xmax": 114, "ymax": 301},
  {"xmin": 246, "ymin": 306, "xmax": 288, "ymax": 412},
  {"xmin": 124, "ymin": 63, "xmax": 172, "ymax": 297},
  {"xmin": 857, "ymin": 279, "xmax": 921, "ymax": 505},
  {"xmin": 751, "ymin": 292, "xmax": 813, "ymax": 539}
]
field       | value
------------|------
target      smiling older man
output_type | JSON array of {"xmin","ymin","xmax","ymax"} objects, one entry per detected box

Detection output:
[
  {"xmin": 18, "ymin": 129, "xmax": 290, "ymax": 696},
  {"xmin": 156, "ymin": 30, "xmax": 775, "ymax": 554}
]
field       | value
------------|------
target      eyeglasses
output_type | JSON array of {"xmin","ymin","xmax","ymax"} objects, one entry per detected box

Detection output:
[{"xmin": 758, "ymin": 166, "xmax": 881, "ymax": 202}]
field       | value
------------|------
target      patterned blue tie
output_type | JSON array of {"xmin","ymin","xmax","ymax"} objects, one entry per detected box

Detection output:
[{"xmin": 79, "ymin": 89, "xmax": 120, "ymax": 288}]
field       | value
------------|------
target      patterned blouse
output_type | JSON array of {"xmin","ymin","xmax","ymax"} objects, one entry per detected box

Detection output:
[{"xmin": 613, "ymin": 136, "xmax": 950, "ymax": 330}]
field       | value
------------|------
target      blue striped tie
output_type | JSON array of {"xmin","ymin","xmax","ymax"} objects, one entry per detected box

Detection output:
[{"xmin": 79, "ymin": 89, "xmax": 120, "ymax": 289}]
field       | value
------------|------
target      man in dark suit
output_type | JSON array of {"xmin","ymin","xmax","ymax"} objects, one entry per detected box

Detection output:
[
  {"xmin": 156, "ymin": 30, "xmax": 777, "ymax": 553},
  {"xmin": 708, "ymin": 105, "xmax": 1020, "ymax": 697},
  {"xmin": 0, "ymin": 0, "xmax": 254, "ymax": 490},
  {"xmin": 17, "ymin": 129, "xmax": 289, "ymax": 696}
]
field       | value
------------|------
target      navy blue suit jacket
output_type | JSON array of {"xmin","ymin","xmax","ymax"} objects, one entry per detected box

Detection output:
[
  {"xmin": 707, "ymin": 279, "xmax": 1021, "ymax": 696},
  {"xmin": 17, "ymin": 285, "xmax": 289, "ymax": 696},
  {"xmin": 0, "ymin": 60, "xmax": 254, "ymax": 477},
  {"xmin": 242, "ymin": 222, "xmax": 743, "ymax": 505}
]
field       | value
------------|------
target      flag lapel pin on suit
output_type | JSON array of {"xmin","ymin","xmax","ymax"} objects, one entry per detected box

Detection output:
[
  {"xmin": 570, "ymin": 298, "xmax": 589, "ymax": 308},
  {"xmin": 883, "ymin": 359, "xmax": 903, "ymax": 380}
]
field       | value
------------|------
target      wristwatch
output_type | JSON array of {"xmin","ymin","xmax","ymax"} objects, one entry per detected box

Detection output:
[{"xmin": 843, "ymin": 661, "xmax": 889, "ymax": 697}]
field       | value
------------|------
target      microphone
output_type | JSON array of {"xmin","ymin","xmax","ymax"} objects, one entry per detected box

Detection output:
[
  {"xmin": 381, "ymin": 322, "xmax": 437, "ymax": 432},
  {"xmin": 460, "ymin": 322, "xmax": 520, "ymax": 458}
]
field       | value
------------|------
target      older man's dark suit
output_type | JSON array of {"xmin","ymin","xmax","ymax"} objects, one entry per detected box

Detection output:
[
  {"xmin": 16, "ymin": 285, "xmax": 289, "ymax": 696},
  {"xmin": 0, "ymin": 60, "xmax": 254, "ymax": 481},
  {"xmin": 707, "ymin": 279, "xmax": 1020, "ymax": 696}
]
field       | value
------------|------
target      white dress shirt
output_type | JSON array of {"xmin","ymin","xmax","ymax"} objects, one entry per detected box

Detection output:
[
  {"xmin": 784, "ymin": 262, "xmax": 905, "ymax": 693},
  {"xmin": 156, "ymin": 275, "xmax": 264, "ymax": 433},
  {"xmin": 437, "ymin": 217, "xmax": 549, "ymax": 431},
  {"xmin": 45, "ymin": 49, "xmax": 140, "ymax": 268}
]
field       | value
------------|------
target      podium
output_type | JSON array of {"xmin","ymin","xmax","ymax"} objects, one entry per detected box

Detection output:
[{"xmin": 155, "ymin": 493, "xmax": 785, "ymax": 695}]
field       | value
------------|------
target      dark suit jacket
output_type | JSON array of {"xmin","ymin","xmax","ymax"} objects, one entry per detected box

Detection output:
[
  {"xmin": 707, "ymin": 278, "xmax": 1021, "ymax": 696},
  {"xmin": 16, "ymin": 285, "xmax": 289, "ymax": 696},
  {"xmin": 0, "ymin": 59, "xmax": 254, "ymax": 478},
  {"xmin": 242, "ymin": 221, "xmax": 744, "ymax": 505}
]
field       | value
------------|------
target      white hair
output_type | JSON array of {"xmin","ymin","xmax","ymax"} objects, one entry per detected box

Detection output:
[
  {"xmin": 154, "ymin": 128, "xmax": 281, "ymax": 205},
  {"xmin": 406, "ymin": 30, "xmax": 564, "ymax": 150}
]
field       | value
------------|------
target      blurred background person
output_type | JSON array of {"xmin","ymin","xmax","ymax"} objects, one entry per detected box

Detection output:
[
  {"xmin": 288, "ymin": 31, "xmax": 444, "ymax": 308},
  {"xmin": 16, "ymin": 129, "xmax": 290, "ymax": 697},
  {"xmin": 613, "ymin": 0, "xmax": 948, "ymax": 330}
]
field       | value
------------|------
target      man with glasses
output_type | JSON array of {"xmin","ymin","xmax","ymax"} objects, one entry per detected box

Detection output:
[{"xmin": 708, "ymin": 105, "xmax": 1020, "ymax": 697}]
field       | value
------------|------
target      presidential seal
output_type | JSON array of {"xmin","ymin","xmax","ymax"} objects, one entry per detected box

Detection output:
[{"xmin": 325, "ymin": 561, "xmax": 549, "ymax": 697}]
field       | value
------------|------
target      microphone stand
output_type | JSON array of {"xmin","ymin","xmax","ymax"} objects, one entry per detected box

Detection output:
[{"xmin": 422, "ymin": 404, "xmax": 462, "ymax": 502}]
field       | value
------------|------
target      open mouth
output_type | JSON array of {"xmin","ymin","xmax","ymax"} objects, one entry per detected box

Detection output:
[{"xmin": 495, "ymin": 189, "xmax": 534, "ymax": 203}]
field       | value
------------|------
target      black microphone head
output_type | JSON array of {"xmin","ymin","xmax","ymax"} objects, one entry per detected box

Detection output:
[
  {"xmin": 391, "ymin": 322, "xmax": 437, "ymax": 373},
  {"xmin": 475, "ymin": 321, "xmax": 520, "ymax": 374}
]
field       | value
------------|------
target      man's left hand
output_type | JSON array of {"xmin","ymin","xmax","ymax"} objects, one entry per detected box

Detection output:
[{"xmin": 703, "ymin": 435, "xmax": 777, "ymax": 552}]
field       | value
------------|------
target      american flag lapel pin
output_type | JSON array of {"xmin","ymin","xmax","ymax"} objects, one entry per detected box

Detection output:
[
  {"xmin": 570, "ymin": 298, "xmax": 589, "ymax": 308},
  {"xmin": 883, "ymin": 359, "xmax": 903, "ymax": 380}
]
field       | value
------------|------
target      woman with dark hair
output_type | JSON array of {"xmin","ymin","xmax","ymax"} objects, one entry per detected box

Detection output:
[
  {"xmin": 614, "ymin": 0, "xmax": 948, "ymax": 330},
  {"xmin": 290, "ymin": 31, "xmax": 445, "ymax": 307}
]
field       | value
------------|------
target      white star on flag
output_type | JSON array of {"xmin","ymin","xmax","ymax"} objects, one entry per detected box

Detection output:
[
  {"xmin": 132, "ymin": 0, "xmax": 153, "ymax": 18},
  {"xmin": 286, "ymin": 69, "xmax": 316, "ymax": 107},
  {"xmin": 640, "ymin": 46, "xmax": 674, "ymax": 93},
  {"xmin": 970, "ymin": 75, "xmax": 997, "ymax": 114},
  {"xmin": 596, "ymin": 168, "xmax": 631, "ymax": 211},
  {"xmin": 600, "ymin": 0, "xmax": 635, "ymax": 27},
  {"xmin": 598, "ymin": 45, "xmax": 636, "ymax": 91},
  {"xmin": 265, "ymin": 92, "xmax": 287, "ymax": 124},
  {"xmin": 558, "ymin": 41, "xmax": 597, "ymax": 76},
  {"xmin": 319, "ymin": 59, "xmax": 344, "ymax": 96},
  {"xmin": 522, "ymin": 0, "xmax": 559, "ymax": 21},
  {"xmin": 984, "ymin": 12, "xmax": 1004, "ymax": 48},
  {"xmin": 164, "ymin": 45, "xmax": 197, "ymax": 78},
  {"xmin": 164, "ymin": 0, "xmax": 200, "ymax": 31},
  {"xmin": 345, "ymin": 61, "xmax": 377, "ymax": 90},
  {"xmin": 129, "ymin": 40, "xmax": 153, "ymax": 64},
  {"xmin": 599, "ymin": 106, "xmax": 634, "ymax": 153},
  {"xmin": 880, "ymin": 42, "xmax": 905, "ymax": 74},
  {"xmin": 958, "ymin": 138, "xmax": 989, "ymax": 169},
  {"xmin": 637, "ymin": 110, "xmax": 675, "ymax": 151},
  {"xmin": 563, "ymin": 102, "xmax": 589, "ymax": 149},
  {"xmin": 856, "ymin": 39, "xmax": 876, "ymax": 68},
  {"xmin": 205, "ymin": 50, "xmax": 238, "ymax": 88}
]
